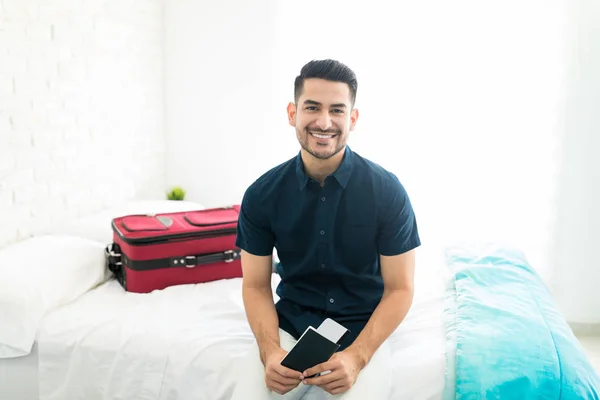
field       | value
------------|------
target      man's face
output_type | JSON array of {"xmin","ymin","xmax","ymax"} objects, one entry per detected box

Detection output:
[{"xmin": 287, "ymin": 78, "xmax": 359, "ymax": 160}]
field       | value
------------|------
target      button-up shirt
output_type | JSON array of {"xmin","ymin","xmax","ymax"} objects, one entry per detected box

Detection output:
[{"xmin": 235, "ymin": 146, "xmax": 421, "ymax": 350}]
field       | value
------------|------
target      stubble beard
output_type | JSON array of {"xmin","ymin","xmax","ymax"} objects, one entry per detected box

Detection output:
[{"xmin": 297, "ymin": 126, "xmax": 346, "ymax": 160}]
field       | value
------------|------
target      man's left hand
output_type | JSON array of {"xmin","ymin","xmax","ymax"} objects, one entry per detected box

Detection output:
[{"xmin": 301, "ymin": 349, "xmax": 364, "ymax": 395}]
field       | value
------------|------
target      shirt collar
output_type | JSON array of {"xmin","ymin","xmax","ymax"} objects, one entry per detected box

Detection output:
[{"xmin": 295, "ymin": 146, "xmax": 354, "ymax": 190}]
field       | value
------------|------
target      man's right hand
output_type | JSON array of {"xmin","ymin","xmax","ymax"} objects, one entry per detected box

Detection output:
[
  {"xmin": 238, "ymin": 250, "xmax": 301, "ymax": 395},
  {"xmin": 264, "ymin": 347, "xmax": 304, "ymax": 395}
]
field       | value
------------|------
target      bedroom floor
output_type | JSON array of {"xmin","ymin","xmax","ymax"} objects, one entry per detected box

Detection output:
[{"xmin": 579, "ymin": 335, "xmax": 600, "ymax": 372}]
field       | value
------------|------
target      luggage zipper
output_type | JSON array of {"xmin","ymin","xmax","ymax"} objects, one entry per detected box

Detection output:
[
  {"xmin": 112, "ymin": 221, "xmax": 237, "ymax": 245},
  {"xmin": 183, "ymin": 215, "xmax": 237, "ymax": 227},
  {"xmin": 121, "ymin": 215, "xmax": 172, "ymax": 232}
]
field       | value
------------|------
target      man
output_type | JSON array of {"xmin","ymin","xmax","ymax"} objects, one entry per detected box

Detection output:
[{"xmin": 230, "ymin": 59, "xmax": 420, "ymax": 399}]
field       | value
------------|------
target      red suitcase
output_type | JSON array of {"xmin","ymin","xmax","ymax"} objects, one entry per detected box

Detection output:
[{"xmin": 105, "ymin": 205, "xmax": 242, "ymax": 293}]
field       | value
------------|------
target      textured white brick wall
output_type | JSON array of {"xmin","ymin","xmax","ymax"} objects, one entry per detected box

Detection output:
[{"xmin": 0, "ymin": 0, "xmax": 166, "ymax": 248}]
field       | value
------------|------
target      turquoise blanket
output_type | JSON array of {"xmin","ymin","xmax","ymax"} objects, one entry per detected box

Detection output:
[{"xmin": 442, "ymin": 244, "xmax": 600, "ymax": 399}]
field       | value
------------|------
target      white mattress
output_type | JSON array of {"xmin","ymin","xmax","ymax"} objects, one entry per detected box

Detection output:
[
  {"xmin": 0, "ymin": 342, "xmax": 40, "ymax": 400},
  {"xmin": 35, "ymin": 256, "xmax": 448, "ymax": 400}
]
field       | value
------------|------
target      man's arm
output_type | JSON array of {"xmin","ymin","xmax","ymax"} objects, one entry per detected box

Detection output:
[
  {"xmin": 240, "ymin": 250, "xmax": 280, "ymax": 365},
  {"xmin": 236, "ymin": 183, "xmax": 304, "ymax": 394},
  {"xmin": 344, "ymin": 249, "xmax": 415, "ymax": 368},
  {"xmin": 235, "ymin": 183, "xmax": 280, "ymax": 364},
  {"xmin": 240, "ymin": 250, "xmax": 305, "ymax": 394},
  {"xmin": 346, "ymin": 173, "xmax": 419, "ymax": 367}
]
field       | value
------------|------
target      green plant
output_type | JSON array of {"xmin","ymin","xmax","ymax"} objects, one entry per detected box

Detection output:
[{"xmin": 167, "ymin": 186, "xmax": 186, "ymax": 201}]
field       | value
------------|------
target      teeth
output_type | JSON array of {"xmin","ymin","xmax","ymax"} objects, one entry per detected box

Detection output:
[{"xmin": 312, "ymin": 133, "xmax": 333, "ymax": 139}]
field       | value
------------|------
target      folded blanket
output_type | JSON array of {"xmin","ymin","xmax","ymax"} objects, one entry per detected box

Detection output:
[{"xmin": 442, "ymin": 243, "xmax": 600, "ymax": 399}]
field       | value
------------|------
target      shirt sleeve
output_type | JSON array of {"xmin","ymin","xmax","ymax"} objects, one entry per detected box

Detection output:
[
  {"xmin": 235, "ymin": 183, "xmax": 275, "ymax": 257},
  {"xmin": 377, "ymin": 173, "xmax": 421, "ymax": 256}
]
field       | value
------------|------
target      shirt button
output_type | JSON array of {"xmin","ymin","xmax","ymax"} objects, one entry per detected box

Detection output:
[
  {"xmin": 321, "ymin": 196, "xmax": 326, "ymax": 202},
  {"xmin": 329, "ymin": 298, "xmax": 335, "ymax": 304},
  {"xmin": 320, "ymin": 230, "xmax": 325, "ymax": 235},
  {"xmin": 321, "ymin": 264, "xmax": 325, "ymax": 268}
]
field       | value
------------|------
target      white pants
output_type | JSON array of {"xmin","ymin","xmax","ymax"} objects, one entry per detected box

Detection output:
[{"xmin": 230, "ymin": 329, "xmax": 392, "ymax": 400}]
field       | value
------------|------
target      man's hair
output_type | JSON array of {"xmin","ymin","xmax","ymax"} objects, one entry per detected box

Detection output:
[{"xmin": 294, "ymin": 59, "xmax": 358, "ymax": 106}]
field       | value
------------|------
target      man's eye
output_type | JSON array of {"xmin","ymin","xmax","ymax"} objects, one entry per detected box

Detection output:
[
  {"xmin": 305, "ymin": 106, "xmax": 317, "ymax": 111},
  {"xmin": 332, "ymin": 109, "xmax": 344, "ymax": 114}
]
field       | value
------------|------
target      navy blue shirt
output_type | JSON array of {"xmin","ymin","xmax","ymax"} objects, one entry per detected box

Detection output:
[{"xmin": 235, "ymin": 146, "xmax": 420, "ymax": 350}]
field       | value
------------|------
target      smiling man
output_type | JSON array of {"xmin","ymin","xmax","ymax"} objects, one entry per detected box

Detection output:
[{"xmin": 231, "ymin": 59, "xmax": 420, "ymax": 399}]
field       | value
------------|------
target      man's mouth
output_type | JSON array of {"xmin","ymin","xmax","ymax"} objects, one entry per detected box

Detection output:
[{"xmin": 309, "ymin": 131, "xmax": 337, "ymax": 140}]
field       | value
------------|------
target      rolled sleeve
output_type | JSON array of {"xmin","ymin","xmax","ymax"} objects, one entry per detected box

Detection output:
[
  {"xmin": 377, "ymin": 174, "xmax": 421, "ymax": 256},
  {"xmin": 235, "ymin": 184, "xmax": 275, "ymax": 256}
]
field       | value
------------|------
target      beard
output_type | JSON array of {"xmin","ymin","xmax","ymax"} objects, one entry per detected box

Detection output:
[{"xmin": 296, "ymin": 126, "xmax": 346, "ymax": 160}]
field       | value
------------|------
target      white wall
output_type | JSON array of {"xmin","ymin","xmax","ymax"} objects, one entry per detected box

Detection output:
[
  {"xmin": 164, "ymin": 0, "xmax": 292, "ymax": 208},
  {"xmin": 0, "ymin": 0, "xmax": 166, "ymax": 248},
  {"xmin": 165, "ymin": 0, "xmax": 566, "ymax": 282},
  {"xmin": 550, "ymin": 0, "xmax": 600, "ymax": 324},
  {"xmin": 167, "ymin": 0, "xmax": 598, "ymax": 324}
]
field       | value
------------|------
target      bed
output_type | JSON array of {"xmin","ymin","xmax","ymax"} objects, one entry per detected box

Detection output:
[
  {"xmin": 35, "ymin": 265, "xmax": 447, "ymax": 400},
  {"xmin": 0, "ymin": 343, "xmax": 39, "ymax": 400},
  {"xmin": 1, "ymin": 201, "xmax": 599, "ymax": 399}
]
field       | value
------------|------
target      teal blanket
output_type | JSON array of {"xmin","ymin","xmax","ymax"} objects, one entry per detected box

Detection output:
[{"xmin": 442, "ymin": 244, "xmax": 600, "ymax": 399}]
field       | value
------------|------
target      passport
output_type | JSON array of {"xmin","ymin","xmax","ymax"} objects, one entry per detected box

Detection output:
[{"xmin": 280, "ymin": 318, "xmax": 350, "ymax": 374}]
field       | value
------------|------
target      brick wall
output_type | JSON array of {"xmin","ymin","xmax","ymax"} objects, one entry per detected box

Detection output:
[{"xmin": 0, "ymin": 0, "xmax": 166, "ymax": 248}]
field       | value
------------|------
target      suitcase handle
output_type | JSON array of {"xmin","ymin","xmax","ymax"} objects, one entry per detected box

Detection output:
[
  {"xmin": 105, "ymin": 244, "xmax": 122, "ymax": 272},
  {"xmin": 105, "ymin": 244, "xmax": 126, "ymax": 288},
  {"xmin": 180, "ymin": 249, "xmax": 241, "ymax": 268}
]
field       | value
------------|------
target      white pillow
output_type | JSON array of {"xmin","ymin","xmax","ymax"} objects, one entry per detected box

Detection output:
[
  {"xmin": 58, "ymin": 200, "xmax": 205, "ymax": 245},
  {"xmin": 0, "ymin": 235, "xmax": 110, "ymax": 358}
]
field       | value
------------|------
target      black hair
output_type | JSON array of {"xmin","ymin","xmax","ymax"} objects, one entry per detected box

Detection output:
[{"xmin": 294, "ymin": 59, "xmax": 358, "ymax": 106}]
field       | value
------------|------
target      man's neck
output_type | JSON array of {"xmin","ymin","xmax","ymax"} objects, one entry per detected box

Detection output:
[{"xmin": 301, "ymin": 147, "xmax": 346, "ymax": 186}]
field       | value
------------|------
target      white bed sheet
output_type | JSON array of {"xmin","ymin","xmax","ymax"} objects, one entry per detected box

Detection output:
[
  {"xmin": 0, "ymin": 342, "xmax": 39, "ymax": 400},
  {"xmin": 36, "ymin": 256, "xmax": 448, "ymax": 400}
]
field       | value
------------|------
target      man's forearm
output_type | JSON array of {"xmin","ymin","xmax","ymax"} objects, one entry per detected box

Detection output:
[
  {"xmin": 345, "ymin": 288, "xmax": 413, "ymax": 368},
  {"xmin": 242, "ymin": 285, "xmax": 281, "ymax": 364}
]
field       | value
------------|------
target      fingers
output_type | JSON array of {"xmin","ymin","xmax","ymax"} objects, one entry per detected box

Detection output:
[
  {"xmin": 321, "ymin": 382, "xmax": 348, "ymax": 396},
  {"xmin": 265, "ymin": 365, "xmax": 302, "ymax": 394},
  {"xmin": 299, "ymin": 353, "xmax": 357, "ymax": 395},
  {"xmin": 266, "ymin": 374, "xmax": 301, "ymax": 395},
  {"xmin": 315, "ymin": 375, "xmax": 353, "ymax": 395},
  {"xmin": 272, "ymin": 373, "xmax": 302, "ymax": 387},
  {"xmin": 303, "ymin": 370, "xmax": 339, "ymax": 386},
  {"xmin": 267, "ymin": 380, "xmax": 296, "ymax": 395},
  {"xmin": 274, "ymin": 364, "xmax": 304, "ymax": 380},
  {"xmin": 303, "ymin": 359, "xmax": 337, "ymax": 379}
]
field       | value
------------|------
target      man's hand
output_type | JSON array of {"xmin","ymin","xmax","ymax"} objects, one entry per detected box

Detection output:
[
  {"xmin": 238, "ymin": 250, "xmax": 301, "ymax": 394},
  {"xmin": 264, "ymin": 347, "xmax": 304, "ymax": 395},
  {"xmin": 301, "ymin": 349, "xmax": 365, "ymax": 395}
]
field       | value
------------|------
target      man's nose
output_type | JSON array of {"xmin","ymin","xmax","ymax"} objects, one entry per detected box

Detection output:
[{"xmin": 315, "ymin": 111, "xmax": 332, "ymax": 131}]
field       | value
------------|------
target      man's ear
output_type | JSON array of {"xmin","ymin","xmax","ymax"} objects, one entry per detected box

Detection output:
[
  {"xmin": 287, "ymin": 102, "xmax": 297, "ymax": 127},
  {"xmin": 350, "ymin": 108, "xmax": 359, "ymax": 131}
]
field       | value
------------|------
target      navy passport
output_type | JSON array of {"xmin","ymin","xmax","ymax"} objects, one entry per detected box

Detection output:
[{"xmin": 280, "ymin": 318, "xmax": 349, "ymax": 373}]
